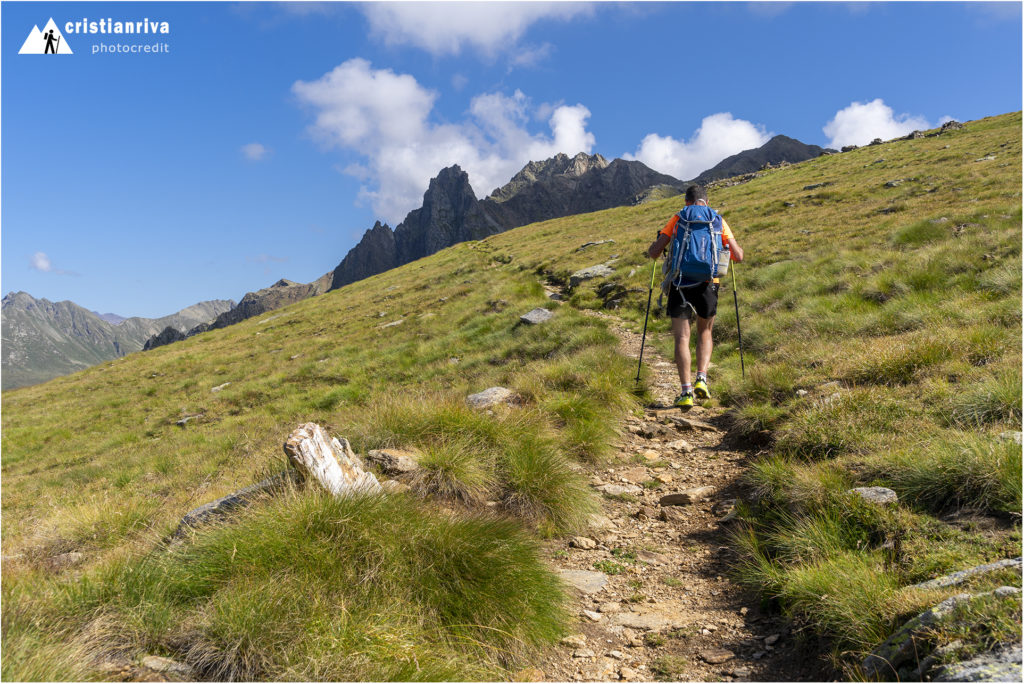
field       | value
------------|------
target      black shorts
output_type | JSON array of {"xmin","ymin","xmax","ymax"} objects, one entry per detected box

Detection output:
[{"xmin": 667, "ymin": 282, "xmax": 719, "ymax": 320}]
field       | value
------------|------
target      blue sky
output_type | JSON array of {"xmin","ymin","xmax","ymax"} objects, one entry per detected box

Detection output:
[{"xmin": 2, "ymin": 1, "xmax": 1021, "ymax": 318}]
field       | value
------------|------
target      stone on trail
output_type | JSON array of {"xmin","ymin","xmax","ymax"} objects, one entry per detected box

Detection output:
[
  {"xmin": 365, "ymin": 448, "xmax": 421, "ymax": 475},
  {"xmin": 618, "ymin": 467, "xmax": 649, "ymax": 484},
  {"xmin": 848, "ymin": 486, "xmax": 898, "ymax": 506},
  {"xmin": 598, "ymin": 483, "xmax": 643, "ymax": 496},
  {"xmin": 700, "ymin": 648, "xmax": 735, "ymax": 665},
  {"xmin": 610, "ymin": 610, "xmax": 672, "ymax": 631},
  {"xmin": 581, "ymin": 609, "xmax": 603, "ymax": 622},
  {"xmin": 664, "ymin": 439, "xmax": 694, "ymax": 453},
  {"xmin": 283, "ymin": 423, "xmax": 382, "ymax": 497},
  {"xmin": 520, "ymin": 308, "xmax": 554, "ymax": 325},
  {"xmin": 636, "ymin": 549, "xmax": 670, "ymax": 565},
  {"xmin": 558, "ymin": 569, "xmax": 608, "ymax": 594},
  {"xmin": 588, "ymin": 514, "xmax": 616, "ymax": 531},
  {"xmin": 660, "ymin": 487, "xmax": 716, "ymax": 506},
  {"xmin": 571, "ymin": 536, "xmax": 598, "ymax": 550},
  {"xmin": 561, "ymin": 635, "xmax": 587, "ymax": 648},
  {"xmin": 466, "ymin": 386, "xmax": 519, "ymax": 409}
]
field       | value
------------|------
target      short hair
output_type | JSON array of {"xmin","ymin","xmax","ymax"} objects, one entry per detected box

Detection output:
[{"xmin": 684, "ymin": 185, "xmax": 708, "ymax": 204}]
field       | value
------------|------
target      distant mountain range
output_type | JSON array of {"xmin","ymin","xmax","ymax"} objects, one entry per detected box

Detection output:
[
  {"xmin": 1, "ymin": 293, "xmax": 233, "ymax": 390},
  {"xmin": 5, "ymin": 133, "xmax": 831, "ymax": 387}
]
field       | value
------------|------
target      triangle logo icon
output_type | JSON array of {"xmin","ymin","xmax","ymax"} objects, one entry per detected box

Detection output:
[{"xmin": 19, "ymin": 18, "xmax": 73, "ymax": 54}]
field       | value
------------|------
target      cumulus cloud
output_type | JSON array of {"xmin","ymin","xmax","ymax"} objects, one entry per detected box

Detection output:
[
  {"xmin": 30, "ymin": 251, "xmax": 78, "ymax": 276},
  {"xmin": 241, "ymin": 142, "xmax": 268, "ymax": 161},
  {"xmin": 625, "ymin": 113, "xmax": 772, "ymax": 180},
  {"xmin": 293, "ymin": 59, "xmax": 595, "ymax": 223},
  {"xmin": 360, "ymin": 2, "xmax": 592, "ymax": 57},
  {"xmin": 823, "ymin": 99, "xmax": 932, "ymax": 149}
]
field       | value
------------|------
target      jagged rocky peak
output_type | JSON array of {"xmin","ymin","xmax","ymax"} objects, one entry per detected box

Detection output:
[{"xmin": 488, "ymin": 152, "xmax": 610, "ymax": 202}]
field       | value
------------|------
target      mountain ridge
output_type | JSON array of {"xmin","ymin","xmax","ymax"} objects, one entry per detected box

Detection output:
[{"xmin": 1, "ymin": 292, "xmax": 233, "ymax": 390}]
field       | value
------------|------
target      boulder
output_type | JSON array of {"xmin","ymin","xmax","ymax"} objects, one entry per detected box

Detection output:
[
  {"xmin": 610, "ymin": 611, "xmax": 672, "ymax": 631},
  {"xmin": 466, "ymin": 386, "xmax": 518, "ymax": 409},
  {"xmin": 283, "ymin": 423, "xmax": 382, "ymax": 498},
  {"xmin": 365, "ymin": 448, "xmax": 421, "ymax": 475},
  {"xmin": 141, "ymin": 656, "xmax": 191, "ymax": 676},
  {"xmin": 905, "ymin": 130, "xmax": 925, "ymax": 140},
  {"xmin": 569, "ymin": 264, "xmax": 614, "ymax": 288},
  {"xmin": 520, "ymin": 308, "xmax": 554, "ymax": 325},
  {"xmin": 940, "ymin": 120, "xmax": 964, "ymax": 132},
  {"xmin": 841, "ymin": 145, "xmax": 859, "ymax": 152}
]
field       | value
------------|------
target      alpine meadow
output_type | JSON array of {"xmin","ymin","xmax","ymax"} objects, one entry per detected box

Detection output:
[{"xmin": 2, "ymin": 112, "xmax": 1021, "ymax": 681}]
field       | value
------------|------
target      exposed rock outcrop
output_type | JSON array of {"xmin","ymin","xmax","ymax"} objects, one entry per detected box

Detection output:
[{"xmin": 692, "ymin": 135, "xmax": 836, "ymax": 185}]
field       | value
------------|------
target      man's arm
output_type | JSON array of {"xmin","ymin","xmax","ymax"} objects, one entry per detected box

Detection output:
[
  {"xmin": 727, "ymin": 237, "xmax": 744, "ymax": 262},
  {"xmin": 647, "ymin": 233, "xmax": 671, "ymax": 259}
]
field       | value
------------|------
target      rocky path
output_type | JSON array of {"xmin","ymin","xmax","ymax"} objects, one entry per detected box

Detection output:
[{"xmin": 535, "ymin": 306, "xmax": 833, "ymax": 682}]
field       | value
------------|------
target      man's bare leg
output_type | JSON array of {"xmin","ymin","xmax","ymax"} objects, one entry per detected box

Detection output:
[
  {"xmin": 672, "ymin": 316, "xmax": 692, "ymax": 388},
  {"xmin": 695, "ymin": 315, "xmax": 715, "ymax": 375}
]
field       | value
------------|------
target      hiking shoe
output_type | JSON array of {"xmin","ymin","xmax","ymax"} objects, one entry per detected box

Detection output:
[
  {"xmin": 674, "ymin": 392, "xmax": 694, "ymax": 412},
  {"xmin": 694, "ymin": 378, "xmax": 710, "ymax": 400}
]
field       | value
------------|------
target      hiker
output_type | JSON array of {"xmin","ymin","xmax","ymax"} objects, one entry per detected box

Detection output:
[
  {"xmin": 646, "ymin": 184, "xmax": 744, "ymax": 410},
  {"xmin": 44, "ymin": 29, "xmax": 58, "ymax": 54}
]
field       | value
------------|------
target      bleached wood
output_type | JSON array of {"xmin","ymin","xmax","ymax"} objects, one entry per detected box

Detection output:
[{"xmin": 283, "ymin": 423, "xmax": 382, "ymax": 497}]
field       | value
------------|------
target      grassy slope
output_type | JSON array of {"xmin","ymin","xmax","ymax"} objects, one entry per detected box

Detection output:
[{"xmin": 2, "ymin": 112, "xmax": 1021, "ymax": 680}]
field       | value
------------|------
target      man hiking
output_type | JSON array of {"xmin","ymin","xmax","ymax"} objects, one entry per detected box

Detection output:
[{"xmin": 646, "ymin": 184, "xmax": 744, "ymax": 411}]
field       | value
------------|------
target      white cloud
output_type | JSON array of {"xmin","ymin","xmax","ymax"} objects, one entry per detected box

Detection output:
[
  {"xmin": 293, "ymin": 59, "xmax": 595, "ymax": 224},
  {"xmin": 823, "ymin": 99, "xmax": 932, "ymax": 148},
  {"xmin": 625, "ymin": 113, "xmax": 772, "ymax": 180},
  {"xmin": 241, "ymin": 142, "xmax": 268, "ymax": 161},
  {"xmin": 29, "ymin": 251, "xmax": 78, "ymax": 276},
  {"xmin": 360, "ymin": 2, "xmax": 592, "ymax": 57},
  {"xmin": 30, "ymin": 252, "xmax": 52, "ymax": 272},
  {"xmin": 509, "ymin": 43, "xmax": 554, "ymax": 70}
]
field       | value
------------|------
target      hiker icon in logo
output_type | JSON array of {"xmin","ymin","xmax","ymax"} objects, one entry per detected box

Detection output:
[
  {"xmin": 18, "ymin": 18, "xmax": 73, "ymax": 55},
  {"xmin": 44, "ymin": 29, "xmax": 60, "ymax": 54}
]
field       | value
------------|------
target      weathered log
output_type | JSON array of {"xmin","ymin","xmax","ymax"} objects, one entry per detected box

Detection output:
[
  {"xmin": 174, "ymin": 470, "xmax": 300, "ymax": 538},
  {"xmin": 283, "ymin": 422, "xmax": 382, "ymax": 497}
]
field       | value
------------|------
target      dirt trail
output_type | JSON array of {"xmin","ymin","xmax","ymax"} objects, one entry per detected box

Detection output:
[{"xmin": 535, "ymin": 305, "xmax": 834, "ymax": 682}]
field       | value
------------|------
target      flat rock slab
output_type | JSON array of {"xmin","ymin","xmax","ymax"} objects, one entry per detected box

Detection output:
[
  {"xmin": 849, "ymin": 486, "xmax": 898, "ymax": 505},
  {"xmin": 700, "ymin": 648, "xmax": 736, "ymax": 665},
  {"xmin": 520, "ymin": 308, "xmax": 554, "ymax": 325},
  {"xmin": 935, "ymin": 644, "xmax": 1022, "ymax": 682},
  {"xmin": 636, "ymin": 549, "xmax": 671, "ymax": 565},
  {"xmin": 609, "ymin": 611, "xmax": 672, "ymax": 631},
  {"xmin": 466, "ymin": 386, "xmax": 519, "ymax": 409},
  {"xmin": 913, "ymin": 557, "xmax": 1023, "ymax": 591},
  {"xmin": 660, "ymin": 487, "xmax": 716, "ymax": 506},
  {"xmin": 558, "ymin": 569, "xmax": 608, "ymax": 595}
]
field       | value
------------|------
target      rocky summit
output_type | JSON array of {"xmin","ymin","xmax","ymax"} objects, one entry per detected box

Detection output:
[
  {"xmin": 692, "ymin": 134, "xmax": 835, "ymax": 184},
  {"xmin": 328, "ymin": 155, "xmax": 682, "ymax": 292}
]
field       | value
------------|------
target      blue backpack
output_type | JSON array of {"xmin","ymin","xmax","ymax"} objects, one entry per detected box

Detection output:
[{"xmin": 661, "ymin": 204, "xmax": 730, "ymax": 293}]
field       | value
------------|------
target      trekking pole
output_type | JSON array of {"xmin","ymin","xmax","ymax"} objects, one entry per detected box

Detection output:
[
  {"xmin": 635, "ymin": 258, "xmax": 659, "ymax": 385},
  {"xmin": 730, "ymin": 262, "xmax": 745, "ymax": 378}
]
